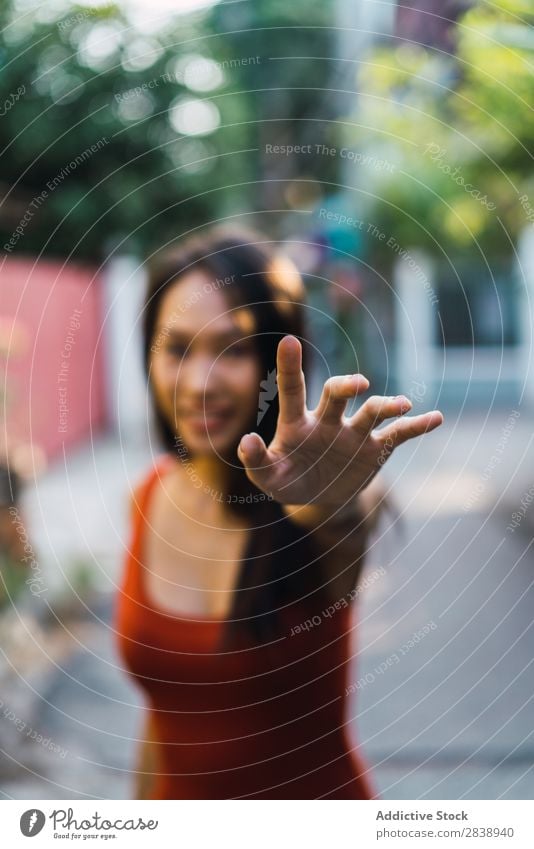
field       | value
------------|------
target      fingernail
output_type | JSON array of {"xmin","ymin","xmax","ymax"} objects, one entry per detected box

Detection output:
[{"xmin": 395, "ymin": 395, "xmax": 411, "ymax": 413}]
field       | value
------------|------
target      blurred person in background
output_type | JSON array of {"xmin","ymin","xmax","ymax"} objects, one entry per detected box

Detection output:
[{"xmin": 114, "ymin": 228, "xmax": 443, "ymax": 800}]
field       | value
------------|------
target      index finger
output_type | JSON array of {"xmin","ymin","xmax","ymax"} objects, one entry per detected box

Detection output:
[{"xmin": 276, "ymin": 335, "xmax": 307, "ymax": 424}]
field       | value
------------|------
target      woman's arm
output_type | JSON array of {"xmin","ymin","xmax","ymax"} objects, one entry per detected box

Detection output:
[
  {"xmin": 134, "ymin": 711, "xmax": 160, "ymax": 799},
  {"xmin": 237, "ymin": 336, "xmax": 437, "ymax": 602},
  {"xmin": 282, "ymin": 478, "xmax": 386, "ymax": 601},
  {"xmin": 281, "ymin": 476, "xmax": 384, "ymax": 533}
]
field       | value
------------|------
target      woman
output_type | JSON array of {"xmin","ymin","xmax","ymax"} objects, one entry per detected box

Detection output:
[{"xmin": 114, "ymin": 227, "xmax": 443, "ymax": 799}]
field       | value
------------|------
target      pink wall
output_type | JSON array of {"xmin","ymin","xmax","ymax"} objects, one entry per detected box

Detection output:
[{"xmin": 1, "ymin": 256, "xmax": 107, "ymax": 461}]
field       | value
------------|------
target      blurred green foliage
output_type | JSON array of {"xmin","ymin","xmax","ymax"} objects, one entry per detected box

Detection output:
[
  {"xmin": 0, "ymin": 0, "xmax": 531, "ymax": 262},
  {"xmin": 0, "ymin": 0, "xmax": 334, "ymax": 260},
  {"xmin": 346, "ymin": 0, "xmax": 534, "ymax": 256},
  {"xmin": 0, "ymin": 551, "xmax": 26, "ymax": 609}
]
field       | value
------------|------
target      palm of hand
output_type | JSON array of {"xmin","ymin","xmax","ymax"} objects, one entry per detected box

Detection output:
[{"xmin": 237, "ymin": 336, "xmax": 443, "ymax": 506}]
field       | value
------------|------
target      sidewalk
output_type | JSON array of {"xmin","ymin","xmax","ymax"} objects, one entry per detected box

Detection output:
[
  {"xmin": 380, "ymin": 405, "xmax": 534, "ymax": 536},
  {"xmin": 14, "ymin": 433, "xmax": 153, "ymax": 601},
  {"xmin": 356, "ymin": 404, "xmax": 534, "ymax": 799},
  {"xmin": 0, "ymin": 434, "xmax": 151, "ymax": 799}
]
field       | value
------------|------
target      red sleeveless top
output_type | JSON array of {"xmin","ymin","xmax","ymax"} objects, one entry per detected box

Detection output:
[{"xmin": 113, "ymin": 454, "xmax": 377, "ymax": 799}]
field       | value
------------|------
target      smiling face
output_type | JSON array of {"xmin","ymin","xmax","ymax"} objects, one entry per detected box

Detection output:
[{"xmin": 149, "ymin": 269, "xmax": 262, "ymax": 458}]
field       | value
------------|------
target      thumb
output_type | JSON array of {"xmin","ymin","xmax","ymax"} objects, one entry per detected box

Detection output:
[{"xmin": 237, "ymin": 432, "xmax": 270, "ymax": 469}]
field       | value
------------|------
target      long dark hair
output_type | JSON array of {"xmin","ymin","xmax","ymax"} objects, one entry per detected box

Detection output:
[{"xmin": 142, "ymin": 227, "xmax": 361, "ymax": 649}]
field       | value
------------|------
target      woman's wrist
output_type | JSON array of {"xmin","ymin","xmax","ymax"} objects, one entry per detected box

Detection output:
[{"xmin": 282, "ymin": 492, "xmax": 363, "ymax": 530}]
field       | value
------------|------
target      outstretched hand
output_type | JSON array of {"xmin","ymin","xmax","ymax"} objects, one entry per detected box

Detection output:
[{"xmin": 237, "ymin": 335, "xmax": 443, "ymax": 506}]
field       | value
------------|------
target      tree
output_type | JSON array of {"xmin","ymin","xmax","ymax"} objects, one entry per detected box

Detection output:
[
  {"xmin": 0, "ymin": 0, "xmax": 336, "ymax": 260},
  {"xmin": 338, "ymin": 0, "xmax": 534, "ymax": 257}
]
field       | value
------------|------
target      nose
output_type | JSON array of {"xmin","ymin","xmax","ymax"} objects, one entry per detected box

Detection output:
[{"xmin": 179, "ymin": 351, "xmax": 219, "ymax": 399}]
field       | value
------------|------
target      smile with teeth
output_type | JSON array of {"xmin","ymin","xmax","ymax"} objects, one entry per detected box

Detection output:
[{"xmin": 181, "ymin": 408, "xmax": 234, "ymax": 432}]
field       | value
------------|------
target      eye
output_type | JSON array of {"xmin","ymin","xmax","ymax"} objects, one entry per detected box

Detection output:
[{"xmin": 166, "ymin": 342, "xmax": 187, "ymax": 358}]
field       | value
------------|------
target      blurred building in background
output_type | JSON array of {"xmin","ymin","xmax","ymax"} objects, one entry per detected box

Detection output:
[
  {"xmin": 315, "ymin": 0, "xmax": 533, "ymax": 408},
  {"xmin": 396, "ymin": 0, "xmax": 474, "ymax": 52},
  {"xmin": 1, "ymin": 258, "xmax": 106, "ymax": 461}
]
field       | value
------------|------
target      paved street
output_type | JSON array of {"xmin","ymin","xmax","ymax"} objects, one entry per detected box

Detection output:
[
  {"xmin": 353, "ymin": 408, "xmax": 534, "ymax": 798},
  {"xmin": 0, "ymin": 605, "xmax": 142, "ymax": 800},
  {"xmin": 355, "ymin": 510, "xmax": 534, "ymax": 799},
  {"xmin": 1, "ymin": 407, "xmax": 533, "ymax": 799}
]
